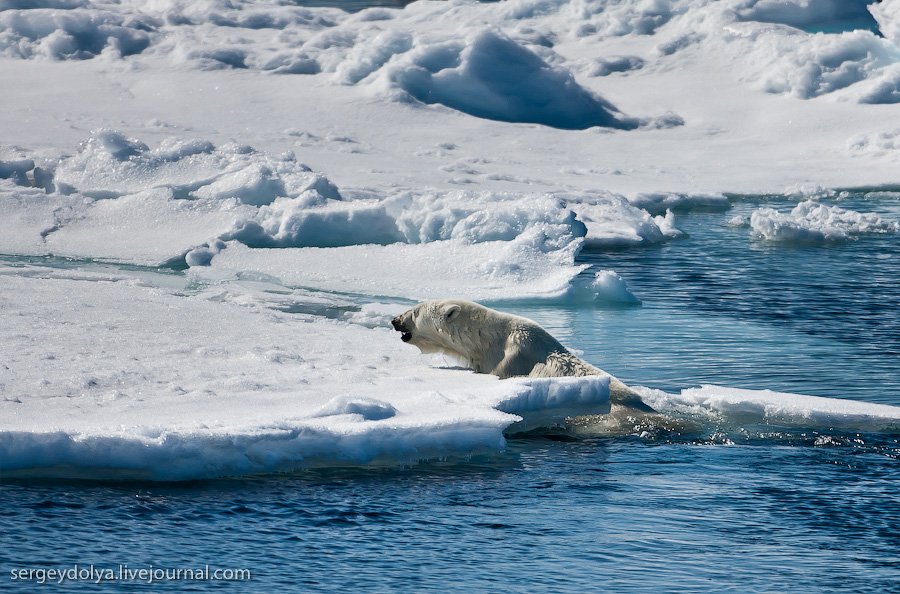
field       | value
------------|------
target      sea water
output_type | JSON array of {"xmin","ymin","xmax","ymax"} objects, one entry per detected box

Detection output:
[{"xmin": 2, "ymin": 192, "xmax": 899, "ymax": 592}]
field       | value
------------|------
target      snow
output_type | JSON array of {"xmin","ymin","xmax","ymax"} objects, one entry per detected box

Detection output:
[
  {"xmin": 849, "ymin": 127, "xmax": 900, "ymax": 155},
  {"xmin": 1, "ymin": 0, "xmax": 899, "ymax": 478},
  {"xmin": 1, "ymin": 0, "xmax": 899, "ymax": 194},
  {"xmin": 870, "ymin": 0, "xmax": 900, "ymax": 47},
  {"xmin": 385, "ymin": 28, "xmax": 645, "ymax": 130}
]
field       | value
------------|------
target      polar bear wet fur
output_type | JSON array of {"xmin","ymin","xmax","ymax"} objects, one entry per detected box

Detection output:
[{"xmin": 391, "ymin": 299, "xmax": 654, "ymax": 413}]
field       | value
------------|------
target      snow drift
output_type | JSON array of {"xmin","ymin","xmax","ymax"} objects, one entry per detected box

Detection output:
[{"xmin": 388, "ymin": 29, "xmax": 640, "ymax": 130}]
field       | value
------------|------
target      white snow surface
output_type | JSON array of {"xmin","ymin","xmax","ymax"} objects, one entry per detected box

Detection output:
[
  {"xmin": 2, "ymin": 0, "xmax": 900, "ymax": 478},
  {"xmin": 1, "ymin": 0, "xmax": 899, "ymax": 195}
]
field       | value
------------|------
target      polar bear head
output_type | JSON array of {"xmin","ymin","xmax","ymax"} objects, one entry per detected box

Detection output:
[{"xmin": 391, "ymin": 299, "xmax": 472, "ymax": 356}]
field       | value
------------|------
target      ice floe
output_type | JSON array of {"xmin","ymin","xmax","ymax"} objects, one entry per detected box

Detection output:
[
  {"xmin": 0, "ymin": 269, "xmax": 610, "ymax": 479},
  {"xmin": 750, "ymin": 199, "xmax": 900, "ymax": 242},
  {"xmin": 569, "ymin": 194, "xmax": 684, "ymax": 247},
  {"xmin": 640, "ymin": 385, "xmax": 900, "ymax": 434}
]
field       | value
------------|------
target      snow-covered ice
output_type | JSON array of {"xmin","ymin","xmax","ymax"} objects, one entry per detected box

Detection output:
[
  {"xmin": 200, "ymin": 236, "xmax": 587, "ymax": 302},
  {"xmin": 2, "ymin": 0, "xmax": 900, "ymax": 194},
  {"xmin": 0, "ymin": 267, "xmax": 611, "ymax": 479}
]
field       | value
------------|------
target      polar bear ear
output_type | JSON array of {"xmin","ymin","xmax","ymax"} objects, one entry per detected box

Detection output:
[{"xmin": 442, "ymin": 303, "xmax": 461, "ymax": 322}]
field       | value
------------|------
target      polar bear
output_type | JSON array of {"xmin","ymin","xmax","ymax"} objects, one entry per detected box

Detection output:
[{"xmin": 391, "ymin": 299, "xmax": 654, "ymax": 413}]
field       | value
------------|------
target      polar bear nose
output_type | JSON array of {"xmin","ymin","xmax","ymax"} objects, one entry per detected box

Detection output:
[{"xmin": 391, "ymin": 317, "xmax": 413, "ymax": 342}]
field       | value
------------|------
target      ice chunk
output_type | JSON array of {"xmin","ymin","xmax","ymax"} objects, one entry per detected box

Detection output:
[
  {"xmin": 584, "ymin": 55, "xmax": 645, "ymax": 77},
  {"xmin": 641, "ymin": 385, "xmax": 900, "ymax": 433},
  {"xmin": 184, "ymin": 238, "xmax": 228, "ymax": 267},
  {"xmin": 0, "ymin": 158, "xmax": 35, "ymax": 185},
  {"xmin": 737, "ymin": 0, "xmax": 879, "ymax": 33},
  {"xmin": 569, "ymin": 194, "xmax": 683, "ymax": 247},
  {"xmin": 497, "ymin": 376, "xmax": 612, "ymax": 433},
  {"xmin": 227, "ymin": 198, "xmax": 402, "ymax": 248},
  {"xmin": 750, "ymin": 199, "xmax": 899, "ymax": 243},
  {"xmin": 314, "ymin": 396, "xmax": 397, "ymax": 421},
  {"xmin": 587, "ymin": 270, "xmax": 642, "ymax": 305},
  {"xmin": 225, "ymin": 190, "xmax": 586, "ymax": 249},
  {"xmin": 726, "ymin": 214, "xmax": 749, "ymax": 227},
  {"xmin": 628, "ymin": 192, "xmax": 730, "ymax": 215},
  {"xmin": 388, "ymin": 191, "xmax": 586, "ymax": 245},
  {"xmin": 192, "ymin": 163, "xmax": 286, "ymax": 205}
]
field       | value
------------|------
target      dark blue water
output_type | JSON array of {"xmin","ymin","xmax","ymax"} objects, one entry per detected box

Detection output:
[
  {"xmin": 526, "ymin": 192, "xmax": 900, "ymax": 405},
  {"xmin": 3, "ymin": 192, "xmax": 900, "ymax": 592},
  {"xmin": 3, "ymin": 440, "xmax": 899, "ymax": 592}
]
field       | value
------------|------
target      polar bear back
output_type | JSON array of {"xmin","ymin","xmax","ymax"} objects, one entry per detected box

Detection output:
[{"xmin": 392, "ymin": 299, "xmax": 653, "ymax": 412}]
